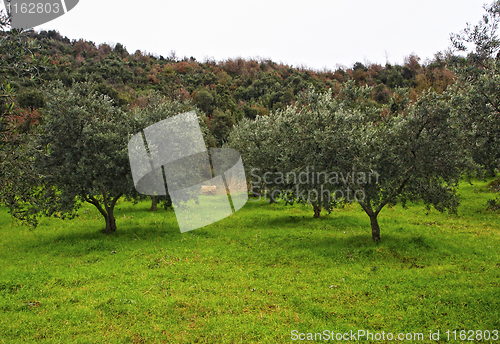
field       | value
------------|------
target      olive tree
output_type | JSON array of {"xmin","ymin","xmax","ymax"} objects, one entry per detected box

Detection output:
[
  {"xmin": 19, "ymin": 81, "xmax": 135, "ymax": 232},
  {"xmin": 346, "ymin": 91, "xmax": 469, "ymax": 241}
]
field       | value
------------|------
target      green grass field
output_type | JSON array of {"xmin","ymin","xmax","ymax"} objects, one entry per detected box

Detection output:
[{"xmin": 0, "ymin": 179, "xmax": 499, "ymax": 343}]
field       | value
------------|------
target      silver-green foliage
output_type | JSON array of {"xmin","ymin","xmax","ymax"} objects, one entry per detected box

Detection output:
[
  {"xmin": 228, "ymin": 85, "xmax": 469, "ymax": 241},
  {"xmin": 20, "ymin": 81, "xmax": 134, "ymax": 232}
]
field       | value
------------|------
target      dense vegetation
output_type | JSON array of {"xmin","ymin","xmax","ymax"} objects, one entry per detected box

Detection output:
[{"xmin": 6, "ymin": 28, "xmax": 457, "ymax": 145}]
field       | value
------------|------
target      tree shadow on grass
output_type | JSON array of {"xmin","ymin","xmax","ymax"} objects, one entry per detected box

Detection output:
[
  {"xmin": 23, "ymin": 211, "xmax": 183, "ymax": 256},
  {"xmin": 252, "ymin": 211, "xmax": 460, "ymax": 261},
  {"xmin": 281, "ymin": 227, "xmax": 459, "ymax": 264},
  {"xmin": 257, "ymin": 212, "xmax": 336, "ymax": 228}
]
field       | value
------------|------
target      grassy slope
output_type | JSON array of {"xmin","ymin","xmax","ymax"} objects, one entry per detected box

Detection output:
[{"xmin": 0, "ymin": 179, "xmax": 499, "ymax": 343}]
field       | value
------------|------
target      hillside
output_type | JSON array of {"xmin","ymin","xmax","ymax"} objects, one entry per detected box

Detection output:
[{"xmin": 9, "ymin": 29, "xmax": 458, "ymax": 143}]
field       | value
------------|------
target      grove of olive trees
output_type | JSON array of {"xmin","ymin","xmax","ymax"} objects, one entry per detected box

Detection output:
[
  {"xmin": 228, "ymin": 85, "xmax": 470, "ymax": 241},
  {"xmin": 0, "ymin": 2, "xmax": 499, "ymax": 241}
]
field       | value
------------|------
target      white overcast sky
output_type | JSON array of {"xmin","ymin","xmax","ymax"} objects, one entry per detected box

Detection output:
[{"xmin": 2, "ymin": 0, "xmax": 491, "ymax": 70}]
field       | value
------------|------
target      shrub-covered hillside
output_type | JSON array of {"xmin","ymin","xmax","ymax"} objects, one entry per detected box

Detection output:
[{"xmin": 9, "ymin": 29, "xmax": 457, "ymax": 142}]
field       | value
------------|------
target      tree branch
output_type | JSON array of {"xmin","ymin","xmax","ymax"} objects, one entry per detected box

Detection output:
[
  {"xmin": 375, "ymin": 167, "xmax": 414, "ymax": 214},
  {"xmin": 358, "ymin": 199, "xmax": 375, "ymax": 217},
  {"xmin": 111, "ymin": 192, "xmax": 123, "ymax": 209},
  {"xmin": 479, "ymin": 88, "xmax": 500, "ymax": 116},
  {"xmin": 84, "ymin": 195, "xmax": 107, "ymax": 218}
]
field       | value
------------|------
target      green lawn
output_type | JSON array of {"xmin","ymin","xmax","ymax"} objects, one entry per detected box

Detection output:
[{"xmin": 0, "ymin": 179, "xmax": 499, "ymax": 343}]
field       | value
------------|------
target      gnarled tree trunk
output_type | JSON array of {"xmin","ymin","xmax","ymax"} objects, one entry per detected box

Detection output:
[
  {"xmin": 85, "ymin": 191, "xmax": 122, "ymax": 234},
  {"xmin": 369, "ymin": 214, "xmax": 381, "ymax": 242},
  {"xmin": 359, "ymin": 200, "xmax": 381, "ymax": 242},
  {"xmin": 104, "ymin": 209, "xmax": 117, "ymax": 233}
]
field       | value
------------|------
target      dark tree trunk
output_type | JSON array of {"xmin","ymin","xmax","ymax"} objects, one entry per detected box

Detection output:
[
  {"xmin": 150, "ymin": 195, "xmax": 158, "ymax": 211},
  {"xmin": 370, "ymin": 214, "xmax": 380, "ymax": 242},
  {"xmin": 359, "ymin": 200, "xmax": 382, "ymax": 242},
  {"xmin": 104, "ymin": 210, "xmax": 117, "ymax": 233},
  {"xmin": 313, "ymin": 204, "xmax": 322, "ymax": 218},
  {"xmin": 85, "ymin": 191, "xmax": 122, "ymax": 234}
]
